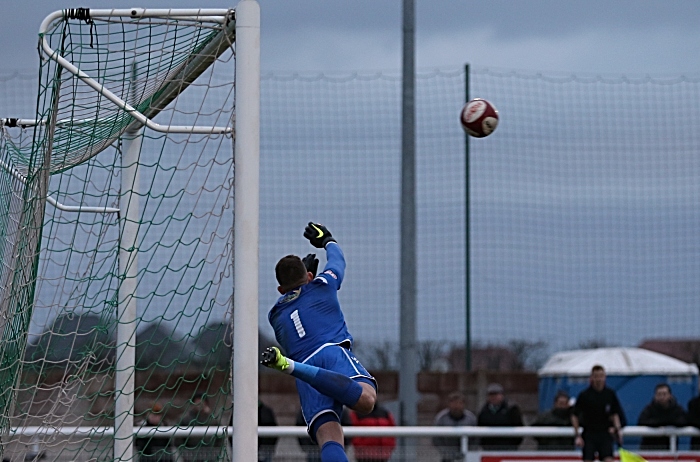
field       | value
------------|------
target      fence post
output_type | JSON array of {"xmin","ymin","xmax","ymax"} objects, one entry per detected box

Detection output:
[{"xmin": 461, "ymin": 435, "xmax": 469, "ymax": 462}]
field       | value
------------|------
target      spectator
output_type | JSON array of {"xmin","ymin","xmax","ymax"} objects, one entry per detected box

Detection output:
[
  {"xmin": 432, "ymin": 391, "xmax": 477, "ymax": 462},
  {"xmin": 686, "ymin": 395, "xmax": 700, "ymax": 450},
  {"xmin": 258, "ymin": 400, "xmax": 278, "ymax": 462},
  {"xmin": 349, "ymin": 401, "xmax": 396, "ymax": 462},
  {"xmin": 135, "ymin": 402, "xmax": 173, "ymax": 462},
  {"xmin": 637, "ymin": 383, "xmax": 686, "ymax": 450},
  {"xmin": 178, "ymin": 393, "xmax": 224, "ymax": 462},
  {"xmin": 571, "ymin": 365, "xmax": 623, "ymax": 462},
  {"xmin": 477, "ymin": 383, "xmax": 524, "ymax": 450},
  {"xmin": 296, "ymin": 408, "xmax": 352, "ymax": 462},
  {"xmin": 532, "ymin": 390, "xmax": 575, "ymax": 450}
]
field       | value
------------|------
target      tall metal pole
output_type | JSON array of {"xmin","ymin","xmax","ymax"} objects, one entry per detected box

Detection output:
[
  {"xmin": 464, "ymin": 64, "xmax": 472, "ymax": 372},
  {"xmin": 399, "ymin": 0, "xmax": 418, "ymax": 433},
  {"xmin": 232, "ymin": 1, "xmax": 260, "ymax": 462},
  {"xmin": 115, "ymin": 63, "xmax": 140, "ymax": 462}
]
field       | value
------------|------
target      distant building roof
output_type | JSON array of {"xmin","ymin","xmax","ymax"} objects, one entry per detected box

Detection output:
[
  {"xmin": 638, "ymin": 339, "xmax": 700, "ymax": 366},
  {"xmin": 538, "ymin": 347, "xmax": 699, "ymax": 377},
  {"xmin": 447, "ymin": 345, "xmax": 522, "ymax": 371},
  {"xmin": 25, "ymin": 312, "xmax": 115, "ymax": 369}
]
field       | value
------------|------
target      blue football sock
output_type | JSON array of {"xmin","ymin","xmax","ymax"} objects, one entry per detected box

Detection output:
[
  {"xmin": 320, "ymin": 441, "xmax": 347, "ymax": 462},
  {"xmin": 290, "ymin": 362, "xmax": 363, "ymax": 407}
]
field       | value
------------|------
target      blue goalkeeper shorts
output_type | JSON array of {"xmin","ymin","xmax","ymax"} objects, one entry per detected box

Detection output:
[{"xmin": 297, "ymin": 344, "xmax": 376, "ymax": 440}]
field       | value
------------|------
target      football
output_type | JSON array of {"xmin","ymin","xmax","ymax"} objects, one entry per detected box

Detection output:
[{"xmin": 460, "ymin": 98, "xmax": 499, "ymax": 138}]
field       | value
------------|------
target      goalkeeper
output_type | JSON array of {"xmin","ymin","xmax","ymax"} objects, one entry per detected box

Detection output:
[{"xmin": 262, "ymin": 222, "xmax": 377, "ymax": 462}]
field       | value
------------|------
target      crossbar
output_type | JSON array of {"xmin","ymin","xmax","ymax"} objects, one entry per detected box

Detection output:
[{"xmin": 38, "ymin": 8, "xmax": 235, "ymax": 135}]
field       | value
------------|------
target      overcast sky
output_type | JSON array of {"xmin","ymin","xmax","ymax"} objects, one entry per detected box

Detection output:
[
  {"xmin": 2, "ymin": 1, "xmax": 700, "ymax": 356},
  {"xmin": 1, "ymin": 0, "xmax": 700, "ymax": 75}
]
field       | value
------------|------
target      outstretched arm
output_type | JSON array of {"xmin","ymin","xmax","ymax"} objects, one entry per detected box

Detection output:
[{"xmin": 322, "ymin": 241, "xmax": 345, "ymax": 286}]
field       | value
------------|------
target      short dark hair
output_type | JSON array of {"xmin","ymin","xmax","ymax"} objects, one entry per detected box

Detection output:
[
  {"xmin": 654, "ymin": 383, "xmax": 671, "ymax": 394},
  {"xmin": 448, "ymin": 391, "xmax": 466, "ymax": 402},
  {"xmin": 554, "ymin": 390, "xmax": 570, "ymax": 402},
  {"xmin": 275, "ymin": 255, "xmax": 308, "ymax": 292},
  {"xmin": 591, "ymin": 364, "xmax": 605, "ymax": 374}
]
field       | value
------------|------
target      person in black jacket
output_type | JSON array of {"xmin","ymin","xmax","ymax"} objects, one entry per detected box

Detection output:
[
  {"xmin": 178, "ymin": 393, "xmax": 224, "ymax": 462},
  {"xmin": 433, "ymin": 392, "xmax": 478, "ymax": 461},
  {"xmin": 571, "ymin": 365, "xmax": 623, "ymax": 462},
  {"xmin": 477, "ymin": 383, "xmax": 524, "ymax": 450},
  {"xmin": 686, "ymin": 395, "xmax": 700, "ymax": 450},
  {"xmin": 258, "ymin": 400, "xmax": 278, "ymax": 462},
  {"xmin": 136, "ymin": 403, "xmax": 173, "ymax": 462},
  {"xmin": 637, "ymin": 383, "xmax": 686, "ymax": 450},
  {"xmin": 533, "ymin": 390, "xmax": 575, "ymax": 450}
]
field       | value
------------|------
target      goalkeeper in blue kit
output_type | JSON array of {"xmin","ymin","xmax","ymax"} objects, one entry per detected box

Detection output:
[{"xmin": 261, "ymin": 223, "xmax": 377, "ymax": 462}]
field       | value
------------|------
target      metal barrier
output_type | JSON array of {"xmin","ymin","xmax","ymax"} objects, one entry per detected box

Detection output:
[{"xmin": 10, "ymin": 426, "xmax": 700, "ymax": 461}]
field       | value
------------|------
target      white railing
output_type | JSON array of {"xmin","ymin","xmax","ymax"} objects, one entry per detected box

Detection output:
[{"xmin": 10, "ymin": 425, "xmax": 700, "ymax": 461}]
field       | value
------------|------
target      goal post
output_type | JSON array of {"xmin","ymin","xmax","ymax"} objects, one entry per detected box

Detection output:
[
  {"xmin": 0, "ymin": 3, "xmax": 259, "ymax": 462},
  {"xmin": 231, "ymin": 2, "xmax": 261, "ymax": 462}
]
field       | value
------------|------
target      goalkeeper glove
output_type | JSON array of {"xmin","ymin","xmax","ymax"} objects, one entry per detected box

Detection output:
[
  {"xmin": 304, "ymin": 222, "xmax": 336, "ymax": 248},
  {"xmin": 302, "ymin": 253, "xmax": 319, "ymax": 277}
]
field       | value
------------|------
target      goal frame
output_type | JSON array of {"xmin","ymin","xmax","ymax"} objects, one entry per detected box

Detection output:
[{"xmin": 2, "ymin": 3, "xmax": 259, "ymax": 462}]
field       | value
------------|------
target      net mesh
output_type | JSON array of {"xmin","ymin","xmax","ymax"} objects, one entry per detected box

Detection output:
[
  {"xmin": 2, "ymin": 38, "xmax": 700, "ymax": 461},
  {"xmin": 259, "ymin": 69, "xmax": 700, "ymax": 371},
  {"xmin": 0, "ymin": 9, "xmax": 235, "ymax": 461}
]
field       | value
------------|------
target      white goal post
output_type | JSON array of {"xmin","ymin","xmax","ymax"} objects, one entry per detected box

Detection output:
[{"xmin": 231, "ymin": 2, "xmax": 261, "ymax": 462}]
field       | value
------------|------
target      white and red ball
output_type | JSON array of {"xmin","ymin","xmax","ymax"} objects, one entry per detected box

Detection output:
[{"xmin": 460, "ymin": 98, "xmax": 499, "ymax": 138}]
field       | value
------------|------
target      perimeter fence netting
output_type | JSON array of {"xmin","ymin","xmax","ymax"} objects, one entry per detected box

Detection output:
[
  {"xmin": 2, "ymin": 61, "xmax": 700, "ymax": 460},
  {"xmin": 259, "ymin": 68, "xmax": 700, "ymax": 371}
]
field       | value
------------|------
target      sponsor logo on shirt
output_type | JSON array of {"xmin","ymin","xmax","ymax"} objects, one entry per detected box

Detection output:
[{"xmin": 323, "ymin": 269, "xmax": 337, "ymax": 279}]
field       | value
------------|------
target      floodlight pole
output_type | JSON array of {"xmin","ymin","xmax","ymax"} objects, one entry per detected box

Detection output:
[
  {"xmin": 464, "ymin": 63, "xmax": 472, "ymax": 372},
  {"xmin": 399, "ymin": 0, "xmax": 419, "ymax": 451},
  {"xmin": 231, "ymin": 1, "xmax": 260, "ymax": 462},
  {"xmin": 115, "ymin": 63, "xmax": 141, "ymax": 462}
]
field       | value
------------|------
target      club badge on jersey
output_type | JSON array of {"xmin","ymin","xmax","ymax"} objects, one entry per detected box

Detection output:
[{"xmin": 280, "ymin": 288, "xmax": 301, "ymax": 304}]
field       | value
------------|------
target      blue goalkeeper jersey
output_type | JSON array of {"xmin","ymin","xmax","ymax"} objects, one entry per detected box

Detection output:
[{"xmin": 268, "ymin": 242, "xmax": 353, "ymax": 361}]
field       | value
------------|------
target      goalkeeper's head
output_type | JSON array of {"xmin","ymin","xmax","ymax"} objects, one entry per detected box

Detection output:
[{"xmin": 276, "ymin": 255, "xmax": 312, "ymax": 294}]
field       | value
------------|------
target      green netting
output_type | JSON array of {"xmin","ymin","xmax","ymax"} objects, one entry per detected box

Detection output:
[
  {"xmin": 0, "ymin": 9, "xmax": 236, "ymax": 461},
  {"xmin": 8, "ymin": 11, "xmax": 234, "ymax": 175},
  {"xmin": 3, "ymin": 21, "xmax": 700, "ymax": 461}
]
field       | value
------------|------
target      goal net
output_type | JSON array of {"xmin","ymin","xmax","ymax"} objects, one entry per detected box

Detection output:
[{"xmin": 0, "ymin": 7, "xmax": 243, "ymax": 461}]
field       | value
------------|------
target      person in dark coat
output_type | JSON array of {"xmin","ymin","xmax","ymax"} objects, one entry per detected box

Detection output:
[
  {"xmin": 258, "ymin": 400, "xmax": 279, "ymax": 462},
  {"xmin": 532, "ymin": 390, "xmax": 575, "ymax": 450},
  {"xmin": 477, "ymin": 383, "xmax": 524, "ymax": 450},
  {"xmin": 135, "ymin": 403, "xmax": 173, "ymax": 462},
  {"xmin": 637, "ymin": 383, "xmax": 686, "ymax": 450},
  {"xmin": 688, "ymin": 395, "xmax": 700, "ymax": 450},
  {"xmin": 432, "ymin": 391, "xmax": 477, "ymax": 462},
  {"xmin": 178, "ymin": 393, "xmax": 224, "ymax": 462}
]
